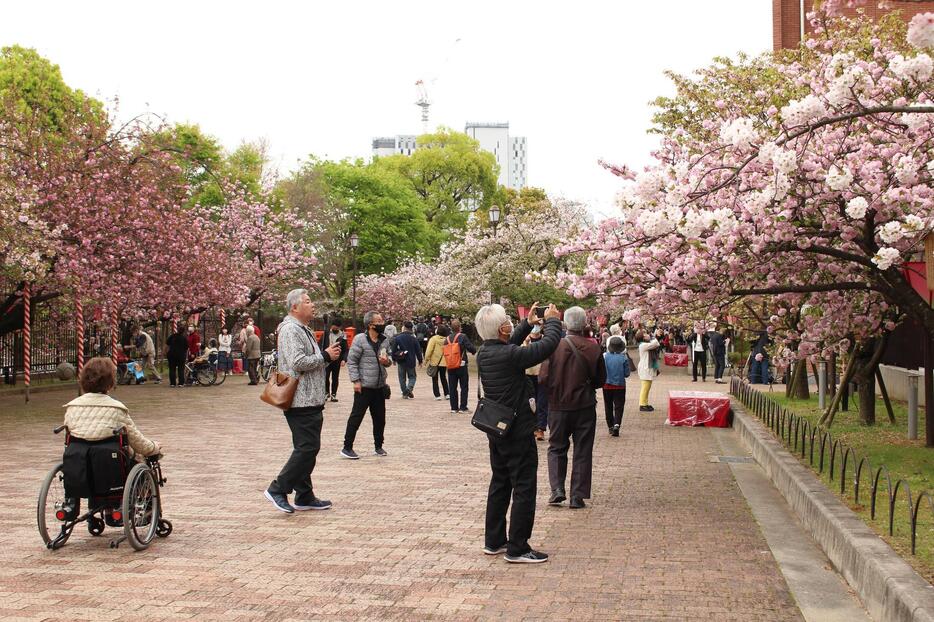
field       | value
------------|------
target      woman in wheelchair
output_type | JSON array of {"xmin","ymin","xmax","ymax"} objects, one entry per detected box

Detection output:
[{"xmin": 62, "ymin": 357, "xmax": 162, "ymax": 526}]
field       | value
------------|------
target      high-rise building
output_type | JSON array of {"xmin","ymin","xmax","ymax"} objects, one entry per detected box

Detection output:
[
  {"xmin": 371, "ymin": 135, "xmax": 417, "ymax": 158},
  {"xmin": 371, "ymin": 122, "xmax": 528, "ymax": 189},
  {"xmin": 464, "ymin": 122, "xmax": 527, "ymax": 190},
  {"xmin": 773, "ymin": 0, "xmax": 934, "ymax": 49}
]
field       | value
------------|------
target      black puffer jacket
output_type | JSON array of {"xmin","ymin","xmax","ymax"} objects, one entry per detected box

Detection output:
[{"xmin": 476, "ymin": 318, "xmax": 562, "ymax": 438}]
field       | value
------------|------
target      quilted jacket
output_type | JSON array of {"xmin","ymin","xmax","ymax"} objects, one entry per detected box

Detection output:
[{"xmin": 63, "ymin": 393, "xmax": 161, "ymax": 457}]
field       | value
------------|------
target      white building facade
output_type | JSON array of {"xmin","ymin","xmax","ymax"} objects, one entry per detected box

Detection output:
[{"xmin": 371, "ymin": 122, "xmax": 527, "ymax": 190}]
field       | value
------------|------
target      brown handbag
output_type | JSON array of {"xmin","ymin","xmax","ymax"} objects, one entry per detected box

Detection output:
[{"xmin": 260, "ymin": 371, "xmax": 299, "ymax": 410}]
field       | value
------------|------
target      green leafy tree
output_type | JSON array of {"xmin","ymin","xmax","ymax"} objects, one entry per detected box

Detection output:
[
  {"xmin": 374, "ymin": 128, "xmax": 499, "ymax": 243},
  {"xmin": 279, "ymin": 158, "xmax": 436, "ymax": 313},
  {"xmin": 0, "ymin": 45, "xmax": 104, "ymax": 135}
]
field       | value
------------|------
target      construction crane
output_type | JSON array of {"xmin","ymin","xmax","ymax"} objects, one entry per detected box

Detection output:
[
  {"xmin": 415, "ymin": 80, "xmax": 431, "ymax": 135},
  {"xmin": 414, "ymin": 38, "xmax": 461, "ymax": 136}
]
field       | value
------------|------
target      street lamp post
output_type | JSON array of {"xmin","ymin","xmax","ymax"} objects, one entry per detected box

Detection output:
[
  {"xmin": 488, "ymin": 206, "xmax": 500, "ymax": 304},
  {"xmin": 350, "ymin": 233, "xmax": 359, "ymax": 330}
]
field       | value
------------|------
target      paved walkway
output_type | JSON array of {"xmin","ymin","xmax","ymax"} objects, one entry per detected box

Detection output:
[{"xmin": 0, "ymin": 367, "xmax": 805, "ymax": 621}]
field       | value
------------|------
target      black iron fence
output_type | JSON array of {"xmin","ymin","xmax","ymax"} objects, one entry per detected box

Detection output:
[{"xmin": 730, "ymin": 377, "xmax": 933, "ymax": 557}]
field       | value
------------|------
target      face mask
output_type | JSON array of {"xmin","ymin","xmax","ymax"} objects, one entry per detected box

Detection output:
[
  {"xmin": 531, "ymin": 324, "xmax": 542, "ymax": 334},
  {"xmin": 372, "ymin": 324, "xmax": 386, "ymax": 335},
  {"xmin": 331, "ymin": 329, "xmax": 340, "ymax": 335}
]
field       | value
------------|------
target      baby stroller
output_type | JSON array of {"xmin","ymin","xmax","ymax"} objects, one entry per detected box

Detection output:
[{"xmin": 118, "ymin": 360, "xmax": 146, "ymax": 385}]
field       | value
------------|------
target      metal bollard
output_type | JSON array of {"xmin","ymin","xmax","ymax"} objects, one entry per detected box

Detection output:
[
  {"xmin": 908, "ymin": 372, "xmax": 919, "ymax": 441},
  {"xmin": 818, "ymin": 360, "xmax": 827, "ymax": 410}
]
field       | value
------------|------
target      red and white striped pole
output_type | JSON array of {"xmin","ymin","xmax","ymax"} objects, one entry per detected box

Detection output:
[
  {"xmin": 110, "ymin": 308, "xmax": 119, "ymax": 367},
  {"xmin": 23, "ymin": 283, "xmax": 31, "ymax": 402},
  {"xmin": 219, "ymin": 308, "xmax": 226, "ymax": 332},
  {"xmin": 76, "ymin": 295, "xmax": 84, "ymax": 393},
  {"xmin": 172, "ymin": 314, "xmax": 178, "ymax": 334}
]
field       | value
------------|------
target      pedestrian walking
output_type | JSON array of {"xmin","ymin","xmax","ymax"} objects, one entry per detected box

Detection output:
[
  {"xmin": 342, "ymin": 311, "xmax": 393, "ymax": 459},
  {"xmin": 475, "ymin": 302, "xmax": 561, "ymax": 563},
  {"xmin": 637, "ymin": 329, "xmax": 660, "ymax": 411},
  {"xmin": 318, "ymin": 319, "xmax": 348, "ymax": 401},
  {"xmin": 133, "ymin": 326, "xmax": 162, "ymax": 384},
  {"xmin": 218, "ymin": 328, "xmax": 233, "ymax": 373},
  {"xmin": 709, "ymin": 327, "xmax": 729, "ymax": 384},
  {"xmin": 424, "ymin": 325, "xmax": 450, "ymax": 401},
  {"xmin": 602, "ymin": 335, "xmax": 630, "ymax": 436},
  {"xmin": 264, "ymin": 288, "xmax": 341, "ymax": 514},
  {"xmin": 444, "ymin": 319, "xmax": 476, "ymax": 413},
  {"xmin": 245, "ymin": 328, "xmax": 261, "ymax": 385},
  {"xmin": 688, "ymin": 326, "xmax": 709, "ymax": 382},
  {"xmin": 392, "ymin": 321, "xmax": 423, "ymax": 398},
  {"xmin": 540, "ymin": 306, "xmax": 606, "ymax": 510},
  {"xmin": 165, "ymin": 324, "xmax": 188, "ymax": 387},
  {"xmin": 415, "ymin": 317, "xmax": 430, "ymax": 355}
]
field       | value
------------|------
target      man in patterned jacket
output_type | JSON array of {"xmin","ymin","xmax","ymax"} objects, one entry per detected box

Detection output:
[{"xmin": 264, "ymin": 289, "xmax": 341, "ymax": 514}]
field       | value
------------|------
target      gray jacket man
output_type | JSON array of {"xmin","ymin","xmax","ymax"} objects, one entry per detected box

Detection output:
[
  {"xmin": 264, "ymin": 288, "xmax": 341, "ymax": 514},
  {"xmin": 342, "ymin": 310, "xmax": 392, "ymax": 459}
]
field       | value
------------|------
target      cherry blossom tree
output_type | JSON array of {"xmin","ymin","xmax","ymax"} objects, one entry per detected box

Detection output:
[{"xmin": 553, "ymin": 5, "xmax": 934, "ymax": 439}]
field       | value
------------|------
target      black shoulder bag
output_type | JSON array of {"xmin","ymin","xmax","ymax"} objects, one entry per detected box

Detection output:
[{"xmin": 471, "ymin": 347, "xmax": 519, "ymax": 438}]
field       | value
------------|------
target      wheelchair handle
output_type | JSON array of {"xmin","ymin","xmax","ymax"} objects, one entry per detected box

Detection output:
[
  {"xmin": 53, "ymin": 425, "xmax": 67, "ymax": 435},
  {"xmin": 112, "ymin": 426, "xmax": 127, "ymax": 436}
]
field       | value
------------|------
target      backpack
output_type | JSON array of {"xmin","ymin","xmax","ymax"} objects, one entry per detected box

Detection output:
[{"xmin": 443, "ymin": 334, "xmax": 463, "ymax": 368}]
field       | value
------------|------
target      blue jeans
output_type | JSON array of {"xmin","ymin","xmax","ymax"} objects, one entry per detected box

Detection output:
[{"xmin": 397, "ymin": 364, "xmax": 417, "ymax": 395}]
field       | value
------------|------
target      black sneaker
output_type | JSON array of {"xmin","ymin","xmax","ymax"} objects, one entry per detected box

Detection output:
[
  {"xmin": 548, "ymin": 489, "xmax": 566, "ymax": 506},
  {"xmin": 569, "ymin": 497, "xmax": 586, "ymax": 509},
  {"xmin": 330, "ymin": 395, "xmax": 339, "ymax": 402},
  {"xmin": 611, "ymin": 425, "xmax": 620, "ymax": 437},
  {"xmin": 264, "ymin": 490, "xmax": 295, "ymax": 513},
  {"xmin": 483, "ymin": 543, "xmax": 508, "ymax": 555},
  {"xmin": 639, "ymin": 405, "xmax": 651, "ymax": 412},
  {"xmin": 505, "ymin": 549, "xmax": 549, "ymax": 564},
  {"xmin": 374, "ymin": 447, "xmax": 387, "ymax": 457},
  {"xmin": 293, "ymin": 497, "xmax": 332, "ymax": 511},
  {"xmin": 340, "ymin": 448, "xmax": 360, "ymax": 460},
  {"xmin": 459, "ymin": 408, "xmax": 470, "ymax": 413}
]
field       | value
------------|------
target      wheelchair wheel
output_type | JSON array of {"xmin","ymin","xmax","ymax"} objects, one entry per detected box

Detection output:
[
  {"xmin": 261, "ymin": 363, "xmax": 275, "ymax": 382},
  {"xmin": 156, "ymin": 518, "xmax": 173, "ymax": 538},
  {"xmin": 213, "ymin": 368, "xmax": 227, "ymax": 386},
  {"xmin": 122, "ymin": 463, "xmax": 160, "ymax": 551},
  {"xmin": 38, "ymin": 462, "xmax": 71, "ymax": 548},
  {"xmin": 196, "ymin": 366, "xmax": 216, "ymax": 386},
  {"xmin": 88, "ymin": 517, "xmax": 105, "ymax": 536}
]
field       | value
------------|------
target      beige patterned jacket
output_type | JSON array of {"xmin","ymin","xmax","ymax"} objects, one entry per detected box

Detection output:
[{"xmin": 63, "ymin": 393, "xmax": 161, "ymax": 457}]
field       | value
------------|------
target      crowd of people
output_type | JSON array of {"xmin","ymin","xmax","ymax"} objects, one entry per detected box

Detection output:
[{"xmin": 65, "ymin": 287, "xmax": 744, "ymax": 565}]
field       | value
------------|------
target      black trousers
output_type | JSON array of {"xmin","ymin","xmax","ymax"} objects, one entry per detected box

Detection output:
[
  {"xmin": 692, "ymin": 350, "xmax": 708, "ymax": 381},
  {"xmin": 167, "ymin": 357, "xmax": 185, "ymax": 386},
  {"xmin": 547, "ymin": 405, "xmax": 597, "ymax": 499},
  {"xmin": 714, "ymin": 353, "xmax": 726, "ymax": 379},
  {"xmin": 602, "ymin": 387, "xmax": 626, "ymax": 428},
  {"xmin": 268, "ymin": 407, "xmax": 323, "ymax": 504},
  {"xmin": 247, "ymin": 358, "xmax": 260, "ymax": 383},
  {"xmin": 485, "ymin": 431, "xmax": 538, "ymax": 557},
  {"xmin": 447, "ymin": 366, "xmax": 469, "ymax": 410},
  {"xmin": 432, "ymin": 368, "xmax": 449, "ymax": 398},
  {"xmin": 344, "ymin": 387, "xmax": 386, "ymax": 450},
  {"xmin": 325, "ymin": 362, "xmax": 340, "ymax": 396}
]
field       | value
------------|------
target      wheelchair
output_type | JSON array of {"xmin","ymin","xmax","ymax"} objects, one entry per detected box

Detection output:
[{"xmin": 37, "ymin": 425, "xmax": 172, "ymax": 551}]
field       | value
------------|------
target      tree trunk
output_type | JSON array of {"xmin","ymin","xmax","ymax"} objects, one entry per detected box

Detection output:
[
  {"xmin": 875, "ymin": 368, "xmax": 897, "ymax": 425},
  {"xmin": 788, "ymin": 360, "xmax": 810, "ymax": 399},
  {"xmin": 856, "ymin": 372, "xmax": 876, "ymax": 426}
]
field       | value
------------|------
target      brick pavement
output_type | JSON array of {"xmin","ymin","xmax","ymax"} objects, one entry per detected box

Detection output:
[{"xmin": 0, "ymin": 366, "xmax": 803, "ymax": 621}]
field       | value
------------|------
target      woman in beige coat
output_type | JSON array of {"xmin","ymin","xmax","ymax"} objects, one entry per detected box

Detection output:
[
  {"xmin": 423, "ymin": 325, "xmax": 450, "ymax": 402},
  {"xmin": 63, "ymin": 357, "xmax": 162, "ymax": 458}
]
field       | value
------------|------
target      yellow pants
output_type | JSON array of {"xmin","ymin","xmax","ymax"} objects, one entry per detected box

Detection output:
[{"xmin": 639, "ymin": 380, "xmax": 652, "ymax": 406}]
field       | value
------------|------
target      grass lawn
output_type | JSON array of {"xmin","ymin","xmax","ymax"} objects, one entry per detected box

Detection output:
[{"xmin": 761, "ymin": 390, "xmax": 933, "ymax": 584}]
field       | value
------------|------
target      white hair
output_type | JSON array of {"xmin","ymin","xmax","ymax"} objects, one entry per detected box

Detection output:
[
  {"xmin": 564, "ymin": 306, "xmax": 587, "ymax": 331},
  {"xmin": 383, "ymin": 324, "xmax": 397, "ymax": 339},
  {"xmin": 475, "ymin": 304, "xmax": 509, "ymax": 340},
  {"xmin": 286, "ymin": 288, "xmax": 308, "ymax": 310},
  {"xmin": 610, "ymin": 324, "xmax": 622, "ymax": 336}
]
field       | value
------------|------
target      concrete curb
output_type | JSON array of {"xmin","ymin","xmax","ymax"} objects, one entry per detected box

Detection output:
[
  {"xmin": 731, "ymin": 403, "xmax": 934, "ymax": 622},
  {"xmin": 0, "ymin": 382, "xmax": 77, "ymax": 398}
]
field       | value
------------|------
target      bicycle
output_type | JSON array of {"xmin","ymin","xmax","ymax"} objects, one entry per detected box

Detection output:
[{"xmin": 259, "ymin": 349, "xmax": 277, "ymax": 382}]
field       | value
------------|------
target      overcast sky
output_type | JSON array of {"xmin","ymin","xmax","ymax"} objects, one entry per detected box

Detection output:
[{"xmin": 2, "ymin": 1, "xmax": 772, "ymax": 218}]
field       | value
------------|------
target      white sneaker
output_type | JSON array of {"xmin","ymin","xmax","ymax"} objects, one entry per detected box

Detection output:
[{"xmin": 434, "ymin": 396, "xmax": 443, "ymax": 401}]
